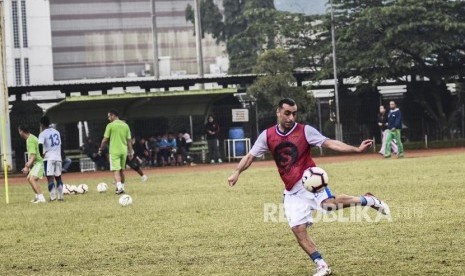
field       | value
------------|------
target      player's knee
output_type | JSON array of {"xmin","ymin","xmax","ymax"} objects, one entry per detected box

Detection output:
[
  {"xmin": 321, "ymin": 198, "xmax": 337, "ymax": 211},
  {"xmin": 291, "ymin": 224, "xmax": 307, "ymax": 237}
]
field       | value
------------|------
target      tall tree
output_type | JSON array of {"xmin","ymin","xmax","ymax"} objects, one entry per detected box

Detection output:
[
  {"xmin": 185, "ymin": 0, "xmax": 224, "ymax": 42},
  {"xmin": 247, "ymin": 49, "xmax": 315, "ymax": 126},
  {"xmin": 186, "ymin": 0, "xmax": 277, "ymax": 73},
  {"xmin": 279, "ymin": 0, "xmax": 465, "ymax": 138},
  {"xmin": 335, "ymin": 0, "xmax": 465, "ymax": 138}
]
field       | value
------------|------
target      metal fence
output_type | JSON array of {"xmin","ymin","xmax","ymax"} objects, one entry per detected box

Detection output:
[{"xmin": 8, "ymin": 96, "xmax": 465, "ymax": 171}]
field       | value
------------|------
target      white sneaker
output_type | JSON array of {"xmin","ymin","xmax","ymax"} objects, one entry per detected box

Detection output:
[
  {"xmin": 32, "ymin": 197, "xmax": 46, "ymax": 204},
  {"xmin": 218, "ymin": 158, "xmax": 223, "ymax": 163},
  {"xmin": 50, "ymin": 192, "xmax": 57, "ymax": 202},
  {"xmin": 365, "ymin": 192, "xmax": 390, "ymax": 215},
  {"xmin": 313, "ymin": 264, "xmax": 332, "ymax": 276},
  {"xmin": 141, "ymin": 175, "xmax": 148, "ymax": 182},
  {"xmin": 115, "ymin": 183, "xmax": 125, "ymax": 194}
]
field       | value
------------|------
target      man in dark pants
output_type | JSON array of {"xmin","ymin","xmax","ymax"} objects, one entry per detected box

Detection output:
[
  {"xmin": 385, "ymin": 101, "xmax": 404, "ymax": 158},
  {"xmin": 205, "ymin": 115, "xmax": 222, "ymax": 163}
]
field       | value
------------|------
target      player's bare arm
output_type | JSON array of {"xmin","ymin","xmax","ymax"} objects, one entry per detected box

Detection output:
[
  {"xmin": 127, "ymin": 138, "xmax": 134, "ymax": 159},
  {"xmin": 228, "ymin": 152, "xmax": 255, "ymax": 186},
  {"xmin": 322, "ymin": 139, "xmax": 373, "ymax": 153},
  {"xmin": 22, "ymin": 154, "xmax": 35, "ymax": 174},
  {"xmin": 99, "ymin": 137, "xmax": 109, "ymax": 154}
]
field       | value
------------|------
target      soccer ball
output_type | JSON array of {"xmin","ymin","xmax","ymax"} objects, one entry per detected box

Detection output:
[
  {"xmin": 97, "ymin": 182, "xmax": 108, "ymax": 193},
  {"xmin": 63, "ymin": 184, "xmax": 71, "ymax": 195},
  {"xmin": 119, "ymin": 195, "xmax": 133, "ymax": 207},
  {"xmin": 302, "ymin": 167, "xmax": 329, "ymax": 193},
  {"xmin": 77, "ymin": 184, "xmax": 89, "ymax": 194},
  {"xmin": 69, "ymin": 185, "xmax": 78, "ymax": 194}
]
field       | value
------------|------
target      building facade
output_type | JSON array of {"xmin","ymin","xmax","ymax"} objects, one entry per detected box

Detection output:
[
  {"xmin": 4, "ymin": 0, "xmax": 54, "ymax": 86},
  {"xmin": 49, "ymin": 0, "xmax": 227, "ymax": 81}
]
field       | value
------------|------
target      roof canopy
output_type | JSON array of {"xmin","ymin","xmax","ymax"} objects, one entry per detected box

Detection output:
[{"xmin": 46, "ymin": 89, "xmax": 236, "ymax": 123}]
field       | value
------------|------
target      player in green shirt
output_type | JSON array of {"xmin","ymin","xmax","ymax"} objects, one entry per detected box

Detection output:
[
  {"xmin": 99, "ymin": 110, "xmax": 133, "ymax": 194},
  {"xmin": 18, "ymin": 125, "xmax": 46, "ymax": 203}
]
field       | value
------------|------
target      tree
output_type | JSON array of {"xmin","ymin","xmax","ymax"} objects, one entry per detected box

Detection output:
[
  {"xmin": 247, "ymin": 49, "xmax": 315, "ymax": 127},
  {"xmin": 185, "ymin": 0, "xmax": 224, "ymax": 42},
  {"xmin": 334, "ymin": 0, "xmax": 465, "ymax": 138},
  {"xmin": 185, "ymin": 0, "xmax": 277, "ymax": 73},
  {"xmin": 279, "ymin": 0, "xmax": 465, "ymax": 139},
  {"xmin": 277, "ymin": 13, "xmax": 329, "ymax": 72}
]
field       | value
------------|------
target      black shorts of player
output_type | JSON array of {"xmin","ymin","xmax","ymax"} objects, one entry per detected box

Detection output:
[{"xmin": 127, "ymin": 157, "xmax": 140, "ymax": 170}]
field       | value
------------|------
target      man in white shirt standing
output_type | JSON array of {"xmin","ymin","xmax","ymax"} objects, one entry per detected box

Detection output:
[{"xmin": 38, "ymin": 116, "xmax": 64, "ymax": 201}]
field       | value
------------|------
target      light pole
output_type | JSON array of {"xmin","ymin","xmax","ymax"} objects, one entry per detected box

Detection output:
[
  {"xmin": 150, "ymin": 0, "xmax": 160, "ymax": 79},
  {"xmin": 330, "ymin": 0, "xmax": 343, "ymax": 141},
  {"xmin": 194, "ymin": 0, "xmax": 204, "ymax": 88}
]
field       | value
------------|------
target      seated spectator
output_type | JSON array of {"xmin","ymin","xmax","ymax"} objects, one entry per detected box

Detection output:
[
  {"xmin": 81, "ymin": 137, "xmax": 108, "ymax": 170},
  {"xmin": 183, "ymin": 130, "xmax": 194, "ymax": 164},
  {"xmin": 183, "ymin": 131, "xmax": 193, "ymax": 152},
  {"xmin": 134, "ymin": 137, "xmax": 150, "ymax": 165},
  {"xmin": 61, "ymin": 150, "xmax": 72, "ymax": 173},
  {"xmin": 166, "ymin": 132, "xmax": 177, "ymax": 165},
  {"xmin": 156, "ymin": 134, "xmax": 169, "ymax": 166},
  {"xmin": 175, "ymin": 131, "xmax": 188, "ymax": 165},
  {"xmin": 156, "ymin": 133, "xmax": 177, "ymax": 166},
  {"xmin": 148, "ymin": 135, "xmax": 158, "ymax": 167}
]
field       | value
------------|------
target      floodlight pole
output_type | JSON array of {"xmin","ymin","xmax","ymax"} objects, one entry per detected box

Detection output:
[
  {"xmin": 150, "ymin": 0, "xmax": 160, "ymax": 79},
  {"xmin": 194, "ymin": 0, "xmax": 205, "ymax": 88},
  {"xmin": 330, "ymin": 0, "xmax": 343, "ymax": 141}
]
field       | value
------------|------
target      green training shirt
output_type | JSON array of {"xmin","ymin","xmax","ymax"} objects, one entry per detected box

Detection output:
[
  {"xmin": 26, "ymin": 134, "xmax": 43, "ymax": 164},
  {"xmin": 103, "ymin": 119, "xmax": 131, "ymax": 155}
]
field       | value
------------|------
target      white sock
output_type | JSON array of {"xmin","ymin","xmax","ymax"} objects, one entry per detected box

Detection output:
[
  {"xmin": 315, "ymin": 258, "xmax": 328, "ymax": 268},
  {"xmin": 57, "ymin": 185, "xmax": 63, "ymax": 197},
  {"xmin": 364, "ymin": 196, "xmax": 376, "ymax": 206},
  {"xmin": 37, "ymin": 194, "xmax": 45, "ymax": 201},
  {"xmin": 50, "ymin": 188, "xmax": 56, "ymax": 198},
  {"xmin": 116, "ymin": 182, "xmax": 123, "ymax": 191}
]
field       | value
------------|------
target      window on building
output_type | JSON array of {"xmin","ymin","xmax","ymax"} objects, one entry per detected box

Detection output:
[
  {"xmin": 15, "ymin": 58, "xmax": 22, "ymax": 85},
  {"xmin": 21, "ymin": 1, "xmax": 28, "ymax": 48},
  {"xmin": 24, "ymin": 58, "xmax": 30, "ymax": 85},
  {"xmin": 12, "ymin": 1, "xmax": 20, "ymax": 48}
]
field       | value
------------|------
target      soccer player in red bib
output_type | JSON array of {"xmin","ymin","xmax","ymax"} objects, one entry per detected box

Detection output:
[{"xmin": 228, "ymin": 98, "xmax": 390, "ymax": 276}]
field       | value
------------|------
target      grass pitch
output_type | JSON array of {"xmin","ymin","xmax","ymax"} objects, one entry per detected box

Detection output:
[{"xmin": 1, "ymin": 153, "xmax": 465, "ymax": 275}]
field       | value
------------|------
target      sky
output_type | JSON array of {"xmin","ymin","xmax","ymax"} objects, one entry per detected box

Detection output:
[{"xmin": 274, "ymin": 0, "xmax": 327, "ymax": 15}]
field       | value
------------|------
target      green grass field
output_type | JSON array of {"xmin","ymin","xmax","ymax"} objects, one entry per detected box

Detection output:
[{"xmin": 1, "ymin": 153, "xmax": 465, "ymax": 275}]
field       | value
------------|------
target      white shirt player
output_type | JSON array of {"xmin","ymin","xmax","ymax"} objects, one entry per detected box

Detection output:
[{"xmin": 38, "ymin": 127, "xmax": 62, "ymax": 161}]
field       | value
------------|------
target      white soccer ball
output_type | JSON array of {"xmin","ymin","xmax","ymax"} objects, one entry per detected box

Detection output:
[
  {"xmin": 77, "ymin": 184, "xmax": 88, "ymax": 194},
  {"xmin": 302, "ymin": 167, "xmax": 329, "ymax": 193},
  {"xmin": 63, "ymin": 184, "xmax": 71, "ymax": 195},
  {"xmin": 69, "ymin": 185, "xmax": 78, "ymax": 194},
  {"xmin": 97, "ymin": 182, "xmax": 108, "ymax": 193},
  {"xmin": 119, "ymin": 195, "xmax": 133, "ymax": 207}
]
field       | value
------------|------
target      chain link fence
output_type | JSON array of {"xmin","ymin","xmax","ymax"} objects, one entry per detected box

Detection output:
[{"xmin": 8, "ymin": 92, "xmax": 465, "ymax": 171}]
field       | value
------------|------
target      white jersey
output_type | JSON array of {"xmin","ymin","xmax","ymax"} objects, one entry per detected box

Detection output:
[{"xmin": 38, "ymin": 127, "xmax": 62, "ymax": 161}]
